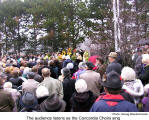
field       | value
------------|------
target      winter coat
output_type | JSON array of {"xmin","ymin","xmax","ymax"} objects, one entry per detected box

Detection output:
[
  {"xmin": 90, "ymin": 94, "xmax": 138, "ymax": 112},
  {"xmin": 80, "ymin": 70, "xmax": 102, "ymax": 97},
  {"xmin": 139, "ymin": 65, "xmax": 149, "ymax": 85},
  {"xmin": 122, "ymin": 79, "xmax": 144, "ymax": 104},
  {"xmin": 106, "ymin": 61, "xmax": 122, "ymax": 75},
  {"xmin": 63, "ymin": 77, "xmax": 76, "ymax": 111},
  {"xmin": 0, "ymin": 89, "xmax": 15, "ymax": 112},
  {"xmin": 70, "ymin": 91, "xmax": 96, "ymax": 112},
  {"xmin": 22, "ymin": 79, "xmax": 39, "ymax": 95},
  {"xmin": 38, "ymin": 77, "xmax": 63, "ymax": 99}
]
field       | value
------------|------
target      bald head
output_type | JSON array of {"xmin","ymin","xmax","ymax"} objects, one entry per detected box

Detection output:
[{"xmin": 42, "ymin": 68, "xmax": 51, "ymax": 78}]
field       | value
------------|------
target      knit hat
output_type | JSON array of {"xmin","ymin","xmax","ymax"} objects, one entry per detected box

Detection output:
[
  {"xmin": 36, "ymin": 86, "xmax": 49, "ymax": 99},
  {"xmin": 102, "ymin": 71, "xmax": 122, "ymax": 89},
  {"xmin": 75, "ymin": 79, "xmax": 87, "ymax": 93},
  {"xmin": 108, "ymin": 52, "xmax": 117, "ymax": 58},
  {"xmin": 40, "ymin": 94, "xmax": 66, "ymax": 112}
]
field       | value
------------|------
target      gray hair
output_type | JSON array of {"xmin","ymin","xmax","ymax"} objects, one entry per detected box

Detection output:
[{"xmin": 78, "ymin": 62, "xmax": 87, "ymax": 69}]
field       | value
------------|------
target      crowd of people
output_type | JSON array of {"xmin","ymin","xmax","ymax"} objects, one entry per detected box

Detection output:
[{"xmin": 0, "ymin": 48, "xmax": 149, "ymax": 112}]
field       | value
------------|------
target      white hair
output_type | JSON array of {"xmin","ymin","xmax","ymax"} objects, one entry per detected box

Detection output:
[
  {"xmin": 78, "ymin": 62, "xmax": 87, "ymax": 69},
  {"xmin": 3, "ymin": 82, "xmax": 12, "ymax": 89},
  {"xmin": 23, "ymin": 67, "xmax": 31, "ymax": 75},
  {"xmin": 75, "ymin": 79, "xmax": 87, "ymax": 93},
  {"xmin": 142, "ymin": 54, "xmax": 149, "ymax": 64},
  {"xmin": 66, "ymin": 63, "xmax": 74, "ymax": 69},
  {"xmin": 36, "ymin": 86, "xmax": 49, "ymax": 98},
  {"xmin": 121, "ymin": 67, "xmax": 136, "ymax": 81}
]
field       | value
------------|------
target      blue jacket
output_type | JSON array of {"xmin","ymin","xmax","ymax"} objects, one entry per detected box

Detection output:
[{"xmin": 90, "ymin": 94, "xmax": 138, "ymax": 112}]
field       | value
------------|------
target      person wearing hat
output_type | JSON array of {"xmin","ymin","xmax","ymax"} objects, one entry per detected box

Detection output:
[
  {"xmin": 106, "ymin": 52, "xmax": 122, "ymax": 75},
  {"xmin": 90, "ymin": 71, "xmax": 138, "ymax": 112},
  {"xmin": 40, "ymin": 94, "xmax": 66, "ymax": 112},
  {"xmin": 18, "ymin": 92, "xmax": 39, "ymax": 112},
  {"xmin": 70, "ymin": 79, "xmax": 96, "ymax": 112},
  {"xmin": 80, "ymin": 62, "xmax": 102, "ymax": 97}
]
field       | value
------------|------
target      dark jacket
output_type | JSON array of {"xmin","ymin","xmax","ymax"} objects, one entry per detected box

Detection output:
[
  {"xmin": 37, "ymin": 96, "xmax": 49, "ymax": 105},
  {"xmin": 135, "ymin": 55, "xmax": 142, "ymax": 76},
  {"xmin": 0, "ymin": 89, "xmax": 15, "ymax": 112},
  {"xmin": 63, "ymin": 59, "xmax": 72, "ymax": 68},
  {"xmin": 70, "ymin": 91, "xmax": 96, "ymax": 112},
  {"xmin": 139, "ymin": 65, "xmax": 149, "ymax": 85},
  {"xmin": 106, "ymin": 61, "xmax": 122, "ymax": 75},
  {"xmin": 90, "ymin": 94, "xmax": 138, "ymax": 112},
  {"xmin": 9, "ymin": 77, "xmax": 23, "ymax": 88},
  {"xmin": 63, "ymin": 77, "xmax": 76, "ymax": 112}
]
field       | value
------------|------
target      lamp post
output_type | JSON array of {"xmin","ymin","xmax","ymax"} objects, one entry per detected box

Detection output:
[
  {"xmin": 113, "ymin": 0, "xmax": 121, "ymax": 52},
  {"xmin": 0, "ymin": 41, "xmax": 5, "ymax": 57}
]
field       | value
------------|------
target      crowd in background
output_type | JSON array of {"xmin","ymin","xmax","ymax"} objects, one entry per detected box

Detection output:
[{"xmin": 0, "ymin": 48, "xmax": 149, "ymax": 112}]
